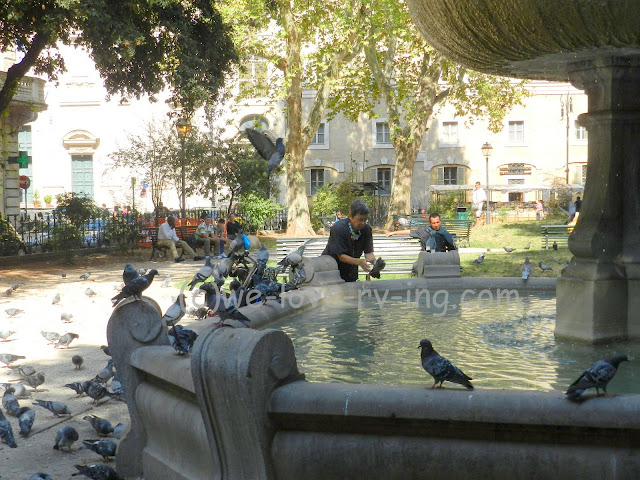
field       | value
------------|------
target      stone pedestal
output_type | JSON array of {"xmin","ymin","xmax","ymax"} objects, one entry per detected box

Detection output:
[
  {"xmin": 294, "ymin": 255, "xmax": 344, "ymax": 286},
  {"xmin": 414, "ymin": 250, "xmax": 461, "ymax": 278}
]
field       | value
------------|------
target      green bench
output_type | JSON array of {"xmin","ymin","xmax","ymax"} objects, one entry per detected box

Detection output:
[
  {"xmin": 404, "ymin": 216, "xmax": 473, "ymax": 247},
  {"xmin": 540, "ymin": 224, "xmax": 572, "ymax": 249}
]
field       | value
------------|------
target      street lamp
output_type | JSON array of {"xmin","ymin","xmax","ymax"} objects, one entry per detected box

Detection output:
[
  {"xmin": 481, "ymin": 142, "xmax": 493, "ymax": 225},
  {"xmin": 175, "ymin": 118, "xmax": 192, "ymax": 220},
  {"xmin": 560, "ymin": 92, "xmax": 573, "ymax": 185}
]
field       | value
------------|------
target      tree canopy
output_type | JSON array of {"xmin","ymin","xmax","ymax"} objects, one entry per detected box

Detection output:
[{"xmin": 0, "ymin": 0, "xmax": 238, "ymax": 117}]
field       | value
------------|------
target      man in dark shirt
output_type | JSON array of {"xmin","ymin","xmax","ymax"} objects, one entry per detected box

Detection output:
[
  {"xmin": 322, "ymin": 200, "xmax": 375, "ymax": 282},
  {"xmin": 226, "ymin": 214, "xmax": 241, "ymax": 240}
]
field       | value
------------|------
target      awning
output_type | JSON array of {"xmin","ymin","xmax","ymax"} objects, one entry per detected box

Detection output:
[{"xmin": 430, "ymin": 184, "xmax": 585, "ymax": 193}]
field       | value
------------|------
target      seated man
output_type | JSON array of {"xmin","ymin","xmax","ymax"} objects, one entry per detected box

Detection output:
[
  {"xmin": 387, "ymin": 213, "xmax": 456, "ymax": 252},
  {"xmin": 194, "ymin": 215, "xmax": 225, "ymax": 258},
  {"xmin": 213, "ymin": 218, "xmax": 229, "ymax": 257},
  {"xmin": 322, "ymin": 200, "xmax": 375, "ymax": 282},
  {"xmin": 158, "ymin": 215, "xmax": 204, "ymax": 263}
]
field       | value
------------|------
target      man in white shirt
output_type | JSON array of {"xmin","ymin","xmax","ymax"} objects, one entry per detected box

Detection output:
[
  {"xmin": 472, "ymin": 181, "xmax": 487, "ymax": 227},
  {"xmin": 158, "ymin": 216, "xmax": 203, "ymax": 263}
]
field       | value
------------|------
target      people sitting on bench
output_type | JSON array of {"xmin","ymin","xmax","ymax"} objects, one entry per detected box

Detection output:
[
  {"xmin": 158, "ymin": 215, "xmax": 204, "ymax": 263},
  {"xmin": 387, "ymin": 213, "xmax": 456, "ymax": 252}
]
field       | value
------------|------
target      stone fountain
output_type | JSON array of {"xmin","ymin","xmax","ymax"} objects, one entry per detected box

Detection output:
[{"xmin": 405, "ymin": 0, "xmax": 640, "ymax": 343}]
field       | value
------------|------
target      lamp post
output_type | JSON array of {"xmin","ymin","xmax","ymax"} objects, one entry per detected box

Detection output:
[
  {"xmin": 481, "ymin": 142, "xmax": 493, "ymax": 225},
  {"xmin": 560, "ymin": 92, "xmax": 573, "ymax": 186},
  {"xmin": 175, "ymin": 118, "xmax": 192, "ymax": 220}
]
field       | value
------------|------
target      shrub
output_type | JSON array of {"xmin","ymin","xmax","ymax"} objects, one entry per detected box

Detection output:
[
  {"xmin": 310, "ymin": 184, "xmax": 341, "ymax": 229},
  {"xmin": 49, "ymin": 221, "xmax": 83, "ymax": 262},
  {"xmin": 237, "ymin": 192, "xmax": 283, "ymax": 233},
  {"xmin": 54, "ymin": 193, "xmax": 100, "ymax": 226},
  {"xmin": 104, "ymin": 212, "xmax": 142, "ymax": 253},
  {"xmin": 428, "ymin": 192, "xmax": 459, "ymax": 219}
]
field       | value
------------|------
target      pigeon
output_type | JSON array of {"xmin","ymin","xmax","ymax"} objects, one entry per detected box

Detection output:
[
  {"xmin": 111, "ymin": 269, "xmax": 159, "ymax": 306},
  {"xmin": 161, "ymin": 274, "xmax": 172, "ymax": 288},
  {"xmin": 24, "ymin": 372, "xmax": 45, "ymax": 392},
  {"xmin": 52, "ymin": 293, "xmax": 61, "ymax": 304},
  {"xmin": 3, "ymin": 383, "xmax": 30, "ymax": 398},
  {"xmin": 65, "ymin": 380, "xmax": 92, "ymax": 396},
  {"xmin": 113, "ymin": 422, "xmax": 127, "ymax": 439},
  {"xmin": 0, "ymin": 408, "xmax": 17, "ymax": 448},
  {"xmin": 10, "ymin": 283, "xmax": 21, "ymax": 290},
  {"xmin": 53, "ymin": 425, "xmax": 79, "ymax": 451},
  {"xmin": 16, "ymin": 406, "xmax": 35, "ymax": 436},
  {"xmin": 552, "ymin": 241, "xmax": 558, "ymax": 250},
  {"xmin": 79, "ymin": 272, "xmax": 91, "ymax": 280},
  {"xmin": 524, "ymin": 242, "xmax": 530, "ymax": 250},
  {"xmin": 61, "ymin": 312, "xmax": 74, "ymax": 323},
  {"xmin": 245, "ymin": 127, "xmax": 286, "ymax": 176},
  {"xmin": 368, "ymin": 258, "xmax": 386, "ymax": 279},
  {"xmin": 187, "ymin": 256, "xmax": 214, "ymax": 290},
  {"xmin": 14, "ymin": 364, "xmax": 36, "ymax": 378},
  {"xmin": 101, "ymin": 345, "xmax": 111, "ymax": 356},
  {"xmin": 0, "ymin": 353, "xmax": 26, "ymax": 367},
  {"xmin": 470, "ymin": 253, "xmax": 485, "ymax": 264},
  {"xmin": 87, "ymin": 381, "xmax": 117, "ymax": 404},
  {"xmin": 2, "ymin": 387, "xmax": 20, "ymax": 415},
  {"xmin": 194, "ymin": 306, "xmax": 208, "ymax": 319},
  {"xmin": 137, "ymin": 267, "xmax": 147, "ymax": 275},
  {"xmin": 288, "ymin": 265, "xmax": 307, "ymax": 288},
  {"xmin": 72, "ymin": 354, "xmax": 84, "ymax": 369},
  {"xmin": 84, "ymin": 414, "xmax": 115, "ymax": 436},
  {"xmin": 95, "ymin": 359, "xmax": 115, "ymax": 384},
  {"xmin": 566, "ymin": 354, "xmax": 629, "ymax": 401},
  {"xmin": 278, "ymin": 246, "xmax": 304, "ymax": 269},
  {"xmin": 4, "ymin": 287, "xmax": 12, "ymax": 296},
  {"xmin": 55, "ymin": 332, "xmax": 79, "ymax": 349},
  {"xmin": 162, "ymin": 294, "xmax": 186, "ymax": 326},
  {"xmin": 61, "ymin": 271, "xmax": 67, "ymax": 278},
  {"xmin": 255, "ymin": 243, "xmax": 270, "ymax": 277},
  {"xmin": 212, "ymin": 257, "xmax": 234, "ymax": 286},
  {"xmin": 493, "ymin": 232, "xmax": 499, "ymax": 237},
  {"xmin": 122, "ymin": 263, "xmax": 139, "ymax": 285},
  {"xmin": 5, "ymin": 308, "xmax": 23, "ymax": 317},
  {"xmin": 521, "ymin": 257, "xmax": 533, "ymax": 281},
  {"xmin": 561, "ymin": 260, "xmax": 570, "ymax": 274},
  {"xmin": 28, "ymin": 474, "xmax": 53, "ymax": 480},
  {"xmin": 41, "ymin": 331, "xmax": 61, "ymax": 344},
  {"xmin": 85, "ymin": 287, "xmax": 97, "ymax": 297},
  {"xmin": 110, "ymin": 376, "xmax": 123, "ymax": 398},
  {"xmin": 34, "ymin": 399, "xmax": 71, "ymax": 416},
  {"xmin": 539, "ymin": 262, "xmax": 553, "ymax": 272},
  {"xmin": 0, "ymin": 330, "xmax": 15, "ymax": 342},
  {"xmin": 419, "ymin": 339, "xmax": 474, "ymax": 390},
  {"xmin": 503, "ymin": 247, "xmax": 516, "ymax": 253},
  {"xmin": 168, "ymin": 325, "xmax": 198, "ymax": 355},
  {"xmin": 198, "ymin": 282, "xmax": 232, "ymax": 315},
  {"xmin": 81, "ymin": 439, "xmax": 118, "ymax": 460},
  {"xmin": 72, "ymin": 464, "xmax": 124, "ymax": 480}
]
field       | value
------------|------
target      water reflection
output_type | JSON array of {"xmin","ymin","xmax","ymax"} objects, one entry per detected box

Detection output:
[{"xmin": 270, "ymin": 291, "xmax": 640, "ymax": 393}]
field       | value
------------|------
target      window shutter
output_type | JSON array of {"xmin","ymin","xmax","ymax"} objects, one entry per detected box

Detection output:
[
  {"xmin": 304, "ymin": 169, "xmax": 311, "ymax": 196},
  {"xmin": 457, "ymin": 166, "xmax": 465, "ymax": 185},
  {"xmin": 437, "ymin": 167, "xmax": 444, "ymax": 185},
  {"xmin": 322, "ymin": 168, "xmax": 328, "ymax": 186},
  {"xmin": 369, "ymin": 167, "xmax": 377, "ymax": 182}
]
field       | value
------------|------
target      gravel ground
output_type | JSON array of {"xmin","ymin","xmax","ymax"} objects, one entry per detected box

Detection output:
[{"xmin": 0, "ymin": 251, "xmax": 212, "ymax": 479}]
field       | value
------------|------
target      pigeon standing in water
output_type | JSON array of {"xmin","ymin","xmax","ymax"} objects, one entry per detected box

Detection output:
[
  {"xmin": 419, "ymin": 339, "xmax": 474, "ymax": 390},
  {"xmin": 187, "ymin": 256, "xmax": 214, "ymax": 290},
  {"xmin": 122, "ymin": 263, "xmax": 139, "ymax": 285},
  {"xmin": 111, "ymin": 269, "xmax": 159, "ymax": 306},
  {"xmin": 0, "ymin": 407, "xmax": 17, "ymax": 448},
  {"xmin": 245, "ymin": 127, "xmax": 286, "ymax": 177},
  {"xmin": 539, "ymin": 262, "xmax": 553, "ymax": 272},
  {"xmin": 53, "ymin": 425, "xmax": 79, "ymax": 451},
  {"xmin": 470, "ymin": 253, "xmax": 485, "ymax": 265},
  {"xmin": 162, "ymin": 294, "xmax": 186, "ymax": 327},
  {"xmin": 72, "ymin": 464, "xmax": 124, "ymax": 480},
  {"xmin": 521, "ymin": 257, "xmax": 533, "ymax": 281},
  {"xmin": 566, "ymin": 354, "xmax": 629, "ymax": 401}
]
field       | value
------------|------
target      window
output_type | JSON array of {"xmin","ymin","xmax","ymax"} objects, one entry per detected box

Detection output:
[
  {"xmin": 312, "ymin": 123, "xmax": 325, "ymax": 144},
  {"xmin": 575, "ymin": 120, "xmax": 588, "ymax": 141},
  {"xmin": 238, "ymin": 57, "xmax": 268, "ymax": 97},
  {"xmin": 376, "ymin": 122, "xmax": 390, "ymax": 144},
  {"xmin": 305, "ymin": 168, "xmax": 326, "ymax": 195},
  {"xmin": 239, "ymin": 115, "xmax": 269, "ymax": 131},
  {"xmin": 71, "ymin": 155, "xmax": 94, "ymax": 199},
  {"xmin": 508, "ymin": 121, "xmax": 525, "ymax": 143},
  {"xmin": 437, "ymin": 166, "xmax": 465, "ymax": 185},
  {"xmin": 508, "ymin": 178, "xmax": 525, "ymax": 185},
  {"xmin": 441, "ymin": 121, "xmax": 458, "ymax": 145},
  {"xmin": 377, "ymin": 167, "xmax": 392, "ymax": 195}
]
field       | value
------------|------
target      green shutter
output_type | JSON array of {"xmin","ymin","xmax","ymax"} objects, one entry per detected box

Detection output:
[
  {"xmin": 437, "ymin": 167, "xmax": 444, "ymax": 185},
  {"xmin": 457, "ymin": 166, "xmax": 465, "ymax": 185}
]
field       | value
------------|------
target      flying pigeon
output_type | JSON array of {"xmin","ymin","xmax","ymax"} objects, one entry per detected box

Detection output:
[
  {"xmin": 52, "ymin": 293, "xmax": 60, "ymax": 304},
  {"xmin": 53, "ymin": 425, "xmax": 79, "ymax": 451},
  {"xmin": 245, "ymin": 127, "xmax": 286, "ymax": 176},
  {"xmin": 566, "ymin": 354, "xmax": 629, "ymax": 401},
  {"xmin": 24, "ymin": 372, "xmax": 45, "ymax": 392},
  {"xmin": 122, "ymin": 263, "xmax": 139, "ymax": 285},
  {"xmin": 539, "ymin": 262, "xmax": 553, "ymax": 272},
  {"xmin": 5, "ymin": 308, "xmax": 23, "ymax": 317},
  {"xmin": 503, "ymin": 247, "xmax": 516, "ymax": 253},
  {"xmin": 41, "ymin": 331, "xmax": 61, "ymax": 344},
  {"xmin": 552, "ymin": 241, "xmax": 558, "ymax": 250},
  {"xmin": 79, "ymin": 272, "xmax": 91, "ymax": 280},
  {"xmin": 470, "ymin": 253, "xmax": 485, "ymax": 265},
  {"xmin": 55, "ymin": 332, "xmax": 79, "ymax": 349},
  {"xmin": 521, "ymin": 257, "xmax": 533, "ymax": 281},
  {"xmin": 111, "ymin": 269, "xmax": 159, "ymax": 306},
  {"xmin": 524, "ymin": 242, "xmax": 530, "ymax": 250},
  {"xmin": 0, "ymin": 330, "xmax": 15, "ymax": 342},
  {"xmin": 368, "ymin": 257, "xmax": 386, "ymax": 279},
  {"xmin": 16, "ymin": 406, "xmax": 35, "ymax": 436},
  {"xmin": 168, "ymin": 325, "xmax": 198, "ymax": 355},
  {"xmin": 33, "ymin": 399, "xmax": 71, "ymax": 416},
  {"xmin": 419, "ymin": 339, "xmax": 474, "ymax": 390},
  {"xmin": 72, "ymin": 464, "xmax": 124, "ymax": 480},
  {"xmin": 0, "ymin": 353, "xmax": 26, "ymax": 367},
  {"xmin": 72, "ymin": 354, "xmax": 84, "ymax": 369},
  {"xmin": 162, "ymin": 294, "xmax": 186, "ymax": 327},
  {"xmin": 0, "ymin": 408, "xmax": 17, "ymax": 448},
  {"xmin": 84, "ymin": 414, "xmax": 115, "ymax": 436},
  {"xmin": 61, "ymin": 312, "xmax": 74, "ymax": 323},
  {"xmin": 187, "ymin": 256, "xmax": 214, "ymax": 290},
  {"xmin": 81, "ymin": 439, "xmax": 118, "ymax": 460}
]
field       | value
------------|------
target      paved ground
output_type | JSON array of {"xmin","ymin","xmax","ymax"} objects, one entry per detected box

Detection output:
[{"xmin": 0, "ymin": 251, "xmax": 212, "ymax": 479}]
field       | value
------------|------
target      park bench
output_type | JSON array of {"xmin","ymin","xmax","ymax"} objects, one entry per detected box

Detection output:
[
  {"xmin": 145, "ymin": 225, "xmax": 199, "ymax": 260},
  {"xmin": 540, "ymin": 224, "xmax": 572, "ymax": 249},
  {"xmin": 405, "ymin": 215, "xmax": 473, "ymax": 247}
]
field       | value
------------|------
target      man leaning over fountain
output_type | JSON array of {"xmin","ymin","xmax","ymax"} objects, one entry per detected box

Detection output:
[
  {"xmin": 322, "ymin": 200, "xmax": 375, "ymax": 282},
  {"xmin": 387, "ymin": 213, "xmax": 456, "ymax": 252}
]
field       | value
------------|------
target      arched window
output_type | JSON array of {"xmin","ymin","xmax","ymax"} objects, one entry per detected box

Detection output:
[{"xmin": 239, "ymin": 115, "xmax": 269, "ymax": 131}]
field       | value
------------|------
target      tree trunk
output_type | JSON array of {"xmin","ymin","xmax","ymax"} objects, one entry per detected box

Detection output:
[{"xmin": 385, "ymin": 140, "xmax": 421, "ymax": 229}]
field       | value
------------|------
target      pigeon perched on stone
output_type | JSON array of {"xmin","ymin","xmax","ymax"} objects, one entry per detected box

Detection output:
[
  {"xmin": 288, "ymin": 265, "xmax": 307, "ymax": 288},
  {"xmin": 61, "ymin": 312, "xmax": 73, "ymax": 323},
  {"xmin": 521, "ymin": 257, "xmax": 533, "ymax": 281},
  {"xmin": 24, "ymin": 372, "xmax": 45, "ymax": 392},
  {"xmin": 113, "ymin": 422, "xmax": 127, "ymax": 439},
  {"xmin": 278, "ymin": 246, "xmax": 304, "ymax": 269},
  {"xmin": 79, "ymin": 272, "xmax": 91, "ymax": 280},
  {"xmin": 198, "ymin": 282, "xmax": 231, "ymax": 315},
  {"xmin": 33, "ymin": 399, "xmax": 71, "ymax": 416},
  {"xmin": 255, "ymin": 243, "xmax": 270, "ymax": 277},
  {"xmin": 0, "ymin": 330, "xmax": 15, "ymax": 342},
  {"xmin": 470, "ymin": 253, "xmax": 485, "ymax": 264},
  {"xmin": 3, "ymin": 383, "xmax": 30, "ymax": 398},
  {"xmin": 161, "ymin": 274, "xmax": 172, "ymax": 288},
  {"xmin": 538, "ymin": 262, "xmax": 553, "ymax": 272},
  {"xmin": 28, "ymin": 474, "xmax": 53, "ymax": 480},
  {"xmin": 56, "ymin": 332, "xmax": 79, "ymax": 349},
  {"xmin": 87, "ymin": 381, "xmax": 117, "ymax": 404},
  {"xmin": 245, "ymin": 127, "xmax": 286, "ymax": 177},
  {"xmin": 53, "ymin": 425, "xmax": 78, "ymax": 451},
  {"xmin": 72, "ymin": 354, "xmax": 84, "ymax": 369},
  {"xmin": 162, "ymin": 294, "xmax": 187, "ymax": 327},
  {"xmin": 212, "ymin": 257, "xmax": 234, "ymax": 286},
  {"xmin": 503, "ymin": 247, "xmax": 516, "ymax": 253},
  {"xmin": 168, "ymin": 325, "xmax": 198, "ymax": 355},
  {"xmin": 41, "ymin": 331, "xmax": 61, "ymax": 344},
  {"xmin": 16, "ymin": 406, "xmax": 35, "ymax": 436},
  {"xmin": 0, "ymin": 353, "xmax": 26, "ymax": 367},
  {"xmin": 111, "ymin": 269, "xmax": 159, "ymax": 306},
  {"xmin": 72, "ymin": 464, "xmax": 124, "ymax": 480},
  {"xmin": 95, "ymin": 359, "xmax": 115, "ymax": 384},
  {"xmin": 84, "ymin": 414, "xmax": 115, "ymax": 436},
  {"xmin": 5, "ymin": 308, "xmax": 23, "ymax": 317},
  {"xmin": 566, "ymin": 354, "xmax": 629, "ymax": 401},
  {"xmin": 81, "ymin": 439, "xmax": 118, "ymax": 460},
  {"xmin": 122, "ymin": 263, "xmax": 139, "ymax": 285},
  {"xmin": 2, "ymin": 387, "xmax": 20, "ymax": 415},
  {"xmin": 552, "ymin": 241, "xmax": 558, "ymax": 250},
  {"xmin": 0, "ymin": 407, "xmax": 17, "ymax": 448},
  {"xmin": 65, "ymin": 380, "xmax": 92, "ymax": 396},
  {"xmin": 561, "ymin": 260, "xmax": 570, "ymax": 274},
  {"xmin": 187, "ymin": 256, "xmax": 214, "ymax": 290},
  {"xmin": 419, "ymin": 339, "xmax": 474, "ymax": 390}
]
